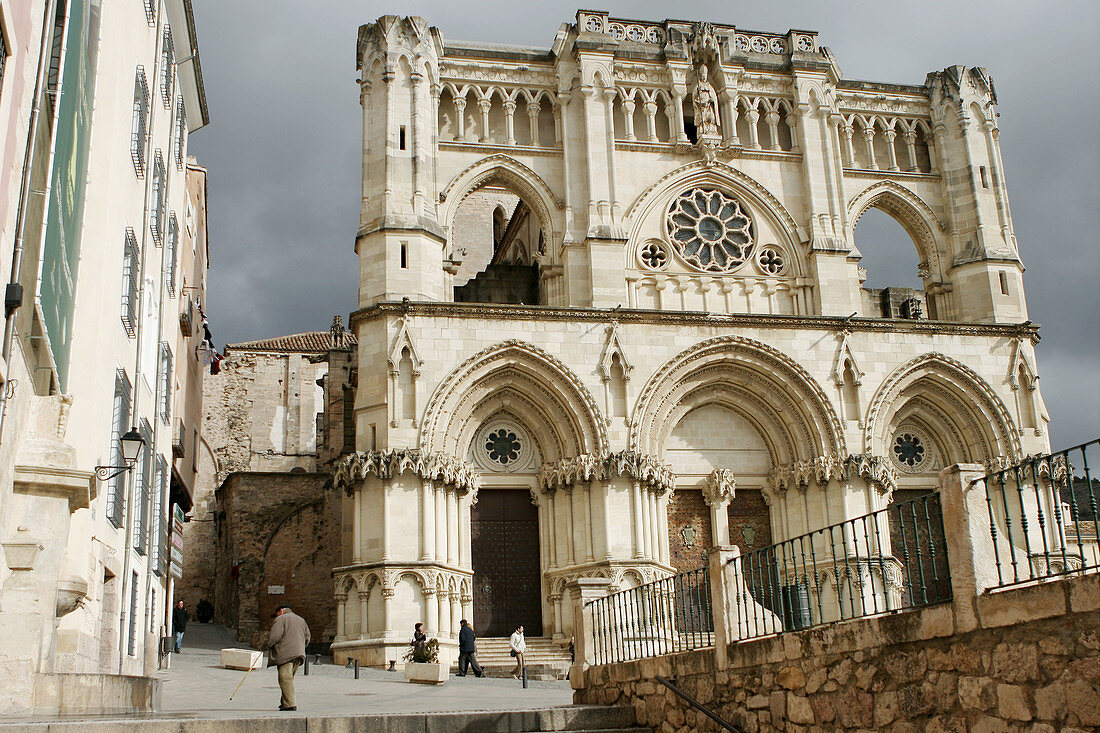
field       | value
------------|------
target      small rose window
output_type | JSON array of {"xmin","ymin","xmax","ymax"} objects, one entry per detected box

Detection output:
[{"xmin": 666, "ymin": 188, "xmax": 755, "ymax": 272}]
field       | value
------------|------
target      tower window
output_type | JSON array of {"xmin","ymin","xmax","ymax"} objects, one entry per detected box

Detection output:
[
  {"xmin": 999, "ymin": 271, "xmax": 1009, "ymax": 295},
  {"xmin": 399, "ymin": 125, "xmax": 406, "ymax": 151},
  {"xmin": 979, "ymin": 166, "xmax": 989, "ymax": 188},
  {"xmin": 400, "ymin": 242, "xmax": 408, "ymax": 269}
]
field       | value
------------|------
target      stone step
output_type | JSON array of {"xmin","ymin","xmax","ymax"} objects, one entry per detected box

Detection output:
[{"xmin": 1, "ymin": 704, "xmax": 641, "ymax": 732}]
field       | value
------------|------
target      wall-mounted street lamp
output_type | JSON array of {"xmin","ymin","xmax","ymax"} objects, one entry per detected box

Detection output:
[{"xmin": 93, "ymin": 428, "xmax": 146, "ymax": 481}]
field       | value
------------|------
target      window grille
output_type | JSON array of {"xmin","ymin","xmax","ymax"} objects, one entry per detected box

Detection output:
[
  {"xmin": 127, "ymin": 571, "xmax": 139, "ymax": 656},
  {"xmin": 151, "ymin": 456, "xmax": 168, "ymax": 575},
  {"xmin": 158, "ymin": 341, "xmax": 172, "ymax": 424},
  {"xmin": 133, "ymin": 420, "xmax": 152, "ymax": 556},
  {"xmin": 173, "ymin": 98, "xmax": 186, "ymax": 169},
  {"xmin": 105, "ymin": 369, "xmax": 132, "ymax": 528},
  {"xmin": 165, "ymin": 214, "xmax": 178, "ymax": 295},
  {"xmin": 160, "ymin": 25, "xmax": 174, "ymax": 108},
  {"xmin": 149, "ymin": 152, "xmax": 166, "ymax": 243},
  {"xmin": 121, "ymin": 228, "xmax": 139, "ymax": 337},
  {"xmin": 143, "ymin": 0, "xmax": 156, "ymax": 25},
  {"xmin": 45, "ymin": 2, "xmax": 65, "ymax": 118},
  {"xmin": 131, "ymin": 67, "xmax": 149, "ymax": 177}
]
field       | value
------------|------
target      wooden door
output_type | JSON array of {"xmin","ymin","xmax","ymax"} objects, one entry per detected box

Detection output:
[{"xmin": 471, "ymin": 489, "xmax": 542, "ymax": 637}]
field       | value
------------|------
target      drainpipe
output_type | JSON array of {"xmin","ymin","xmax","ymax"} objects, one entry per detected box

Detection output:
[{"xmin": 0, "ymin": 0, "xmax": 61, "ymax": 442}]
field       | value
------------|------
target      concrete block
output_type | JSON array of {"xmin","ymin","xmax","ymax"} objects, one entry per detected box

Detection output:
[{"xmin": 221, "ymin": 648, "xmax": 263, "ymax": 671}]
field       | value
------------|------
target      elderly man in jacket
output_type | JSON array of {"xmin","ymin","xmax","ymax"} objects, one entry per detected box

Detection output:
[{"xmin": 266, "ymin": 605, "xmax": 311, "ymax": 711}]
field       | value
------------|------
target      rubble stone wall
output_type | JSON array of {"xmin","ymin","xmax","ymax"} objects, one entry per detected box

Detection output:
[{"xmin": 577, "ymin": 574, "xmax": 1099, "ymax": 733}]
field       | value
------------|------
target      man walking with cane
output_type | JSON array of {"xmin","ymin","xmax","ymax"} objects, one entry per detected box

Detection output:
[{"xmin": 265, "ymin": 604, "xmax": 311, "ymax": 711}]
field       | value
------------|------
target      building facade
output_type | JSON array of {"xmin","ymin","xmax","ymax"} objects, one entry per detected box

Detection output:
[
  {"xmin": 330, "ymin": 10, "xmax": 1049, "ymax": 668},
  {"xmin": 0, "ymin": 0, "xmax": 208, "ymax": 714}
]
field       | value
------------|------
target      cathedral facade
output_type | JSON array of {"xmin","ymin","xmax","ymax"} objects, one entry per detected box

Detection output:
[{"xmin": 331, "ymin": 10, "xmax": 1049, "ymax": 666}]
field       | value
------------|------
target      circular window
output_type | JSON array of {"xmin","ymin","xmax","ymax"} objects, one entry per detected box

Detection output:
[
  {"xmin": 756, "ymin": 245, "xmax": 787, "ymax": 276},
  {"xmin": 665, "ymin": 188, "xmax": 755, "ymax": 273},
  {"xmin": 473, "ymin": 421, "xmax": 534, "ymax": 472},
  {"xmin": 890, "ymin": 426, "xmax": 936, "ymax": 473}
]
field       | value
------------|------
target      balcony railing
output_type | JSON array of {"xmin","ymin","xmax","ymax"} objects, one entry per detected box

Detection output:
[{"xmin": 978, "ymin": 439, "xmax": 1099, "ymax": 589}]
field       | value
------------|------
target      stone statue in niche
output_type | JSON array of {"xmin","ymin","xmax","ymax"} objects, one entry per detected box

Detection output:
[{"xmin": 692, "ymin": 65, "xmax": 721, "ymax": 139}]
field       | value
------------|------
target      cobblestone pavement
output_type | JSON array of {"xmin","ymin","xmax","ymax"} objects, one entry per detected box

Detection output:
[{"xmin": 155, "ymin": 623, "xmax": 574, "ymax": 719}]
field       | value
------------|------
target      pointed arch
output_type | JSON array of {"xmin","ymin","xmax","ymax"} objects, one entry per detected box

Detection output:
[
  {"xmin": 847, "ymin": 180, "xmax": 946, "ymax": 278},
  {"xmin": 439, "ymin": 154, "xmax": 563, "ymax": 249},
  {"xmin": 418, "ymin": 340, "xmax": 607, "ymax": 461},
  {"xmin": 864, "ymin": 353, "xmax": 1021, "ymax": 464},
  {"xmin": 630, "ymin": 336, "xmax": 845, "ymax": 465}
]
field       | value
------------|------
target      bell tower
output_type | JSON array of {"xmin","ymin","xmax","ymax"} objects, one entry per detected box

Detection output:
[{"xmin": 356, "ymin": 16, "xmax": 446, "ymax": 306}]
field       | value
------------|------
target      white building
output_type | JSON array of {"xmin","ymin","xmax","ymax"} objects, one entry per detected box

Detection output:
[
  {"xmin": 0, "ymin": 0, "xmax": 209, "ymax": 714},
  {"xmin": 329, "ymin": 10, "xmax": 1052, "ymax": 669}
]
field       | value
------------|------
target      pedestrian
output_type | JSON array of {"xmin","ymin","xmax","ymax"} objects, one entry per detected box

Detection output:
[
  {"xmin": 411, "ymin": 622, "xmax": 426, "ymax": 647},
  {"xmin": 265, "ymin": 604, "xmax": 311, "ymax": 712},
  {"xmin": 457, "ymin": 619, "xmax": 483, "ymax": 677},
  {"xmin": 172, "ymin": 600, "xmax": 189, "ymax": 653},
  {"xmin": 509, "ymin": 624, "xmax": 526, "ymax": 679}
]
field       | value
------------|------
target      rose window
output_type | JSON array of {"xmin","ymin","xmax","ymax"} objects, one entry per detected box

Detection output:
[
  {"xmin": 666, "ymin": 188, "xmax": 755, "ymax": 272},
  {"xmin": 485, "ymin": 428, "xmax": 522, "ymax": 465},
  {"xmin": 796, "ymin": 35, "xmax": 814, "ymax": 52},
  {"xmin": 751, "ymin": 36, "xmax": 770, "ymax": 53},
  {"xmin": 892, "ymin": 432, "xmax": 927, "ymax": 469},
  {"xmin": 770, "ymin": 39, "xmax": 786, "ymax": 54},
  {"xmin": 626, "ymin": 25, "xmax": 646, "ymax": 42},
  {"xmin": 734, "ymin": 35, "xmax": 750, "ymax": 52},
  {"xmin": 608, "ymin": 23, "xmax": 625, "ymax": 40},
  {"xmin": 584, "ymin": 16, "xmax": 603, "ymax": 33}
]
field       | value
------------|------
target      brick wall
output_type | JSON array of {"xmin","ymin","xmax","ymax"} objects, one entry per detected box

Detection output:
[{"xmin": 577, "ymin": 574, "xmax": 1099, "ymax": 732}]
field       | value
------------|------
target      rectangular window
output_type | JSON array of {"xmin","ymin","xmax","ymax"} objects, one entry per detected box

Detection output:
[
  {"xmin": 106, "ymin": 369, "xmax": 132, "ymax": 528},
  {"xmin": 151, "ymin": 455, "xmax": 168, "ymax": 575},
  {"xmin": 370, "ymin": 424, "xmax": 377, "ymax": 450},
  {"xmin": 980, "ymin": 166, "xmax": 990, "ymax": 189},
  {"xmin": 173, "ymin": 98, "xmax": 186, "ymax": 169},
  {"xmin": 158, "ymin": 341, "xmax": 172, "ymax": 424},
  {"xmin": 127, "ymin": 571, "xmax": 139, "ymax": 656},
  {"xmin": 399, "ymin": 125, "xmax": 406, "ymax": 150},
  {"xmin": 133, "ymin": 420, "xmax": 153, "ymax": 556},
  {"xmin": 165, "ymin": 213, "xmax": 178, "ymax": 295},
  {"xmin": 131, "ymin": 67, "xmax": 149, "ymax": 177},
  {"xmin": 160, "ymin": 25, "xmax": 173, "ymax": 108},
  {"xmin": 150, "ymin": 151, "xmax": 166, "ymax": 243},
  {"xmin": 121, "ymin": 228, "xmax": 139, "ymax": 337},
  {"xmin": 400, "ymin": 242, "xmax": 408, "ymax": 269},
  {"xmin": 999, "ymin": 271, "xmax": 1009, "ymax": 295},
  {"xmin": 143, "ymin": 0, "xmax": 156, "ymax": 25}
]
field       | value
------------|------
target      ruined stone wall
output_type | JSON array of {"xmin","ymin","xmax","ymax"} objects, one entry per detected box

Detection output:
[
  {"xmin": 577, "ymin": 574, "xmax": 1099, "ymax": 733},
  {"xmin": 214, "ymin": 472, "xmax": 339, "ymax": 648}
]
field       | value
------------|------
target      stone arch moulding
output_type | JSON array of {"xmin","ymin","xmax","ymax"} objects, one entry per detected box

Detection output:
[
  {"xmin": 417, "ymin": 340, "xmax": 607, "ymax": 460},
  {"xmin": 846, "ymin": 180, "xmax": 946, "ymax": 278},
  {"xmin": 623, "ymin": 160, "xmax": 805, "ymax": 263},
  {"xmin": 438, "ymin": 154, "xmax": 564, "ymax": 251},
  {"xmin": 629, "ymin": 335, "xmax": 846, "ymax": 463},
  {"xmin": 863, "ymin": 352, "xmax": 1021, "ymax": 462}
]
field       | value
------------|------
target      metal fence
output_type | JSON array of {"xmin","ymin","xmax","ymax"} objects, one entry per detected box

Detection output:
[
  {"xmin": 728, "ymin": 491, "xmax": 951, "ymax": 641},
  {"xmin": 979, "ymin": 439, "xmax": 1099, "ymax": 589},
  {"xmin": 587, "ymin": 566, "xmax": 712, "ymax": 666}
]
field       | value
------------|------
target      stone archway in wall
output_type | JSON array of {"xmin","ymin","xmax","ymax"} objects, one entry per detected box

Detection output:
[{"xmin": 259, "ymin": 501, "xmax": 340, "ymax": 646}]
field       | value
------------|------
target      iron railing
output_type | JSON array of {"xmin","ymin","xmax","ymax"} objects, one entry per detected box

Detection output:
[
  {"xmin": 588, "ymin": 566, "xmax": 712, "ymax": 666},
  {"xmin": 978, "ymin": 439, "xmax": 1099, "ymax": 589},
  {"xmin": 728, "ymin": 491, "xmax": 951, "ymax": 641}
]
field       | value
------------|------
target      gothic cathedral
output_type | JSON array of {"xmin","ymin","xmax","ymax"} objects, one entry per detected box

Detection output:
[{"xmin": 330, "ymin": 11, "xmax": 1048, "ymax": 666}]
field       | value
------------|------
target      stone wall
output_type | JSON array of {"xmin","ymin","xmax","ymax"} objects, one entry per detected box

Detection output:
[
  {"xmin": 214, "ymin": 472, "xmax": 339, "ymax": 648},
  {"xmin": 576, "ymin": 573, "xmax": 1099, "ymax": 732}
]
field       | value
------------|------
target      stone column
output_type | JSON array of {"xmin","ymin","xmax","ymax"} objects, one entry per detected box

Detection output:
[
  {"xmin": 631, "ymin": 481, "xmax": 645, "ymax": 558},
  {"xmin": 841, "ymin": 122, "xmax": 855, "ymax": 167},
  {"xmin": 937, "ymin": 463, "xmax": 1000, "ymax": 633},
  {"xmin": 435, "ymin": 484, "xmax": 446, "ymax": 560},
  {"xmin": 671, "ymin": 93, "xmax": 689, "ymax": 142},
  {"xmin": 381, "ymin": 480, "xmax": 391, "ymax": 560},
  {"xmin": 643, "ymin": 101, "xmax": 658, "ymax": 142},
  {"xmin": 548, "ymin": 490, "xmax": 560, "ymax": 568},
  {"xmin": 904, "ymin": 130, "xmax": 918, "ymax": 171},
  {"xmin": 582, "ymin": 482, "xmax": 595, "ymax": 562},
  {"xmin": 458, "ymin": 492, "xmax": 471, "ymax": 568},
  {"xmin": 884, "ymin": 129, "xmax": 899, "ymax": 171},
  {"xmin": 424, "ymin": 588, "xmax": 438, "ymax": 637},
  {"xmin": 446, "ymin": 489, "xmax": 458, "ymax": 565},
  {"xmin": 746, "ymin": 108, "xmax": 760, "ymax": 149},
  {"xmin": 622, "ymin": 99, "xmax": 636, "ymax": 141},
  {"xmin": 419, "ymin": 481, "xmax": 432, "ymax": 561},
  {"xmin": 527, "ymin": 101, "xmax": 541, "ymax": 146},
  {"xmin": 437, "ymin": 590, "xmax": 450, "ymax": 638},
  {"xmin": 640, "ymin": 485, "xmax": 652, "ymax": 560},
  {"xmin": 503, "ymin": 100, "xmax": 516, "ymax": 145},
  {"xmin": 477, "ymin": 98, "xmax": 492, "ymax": 142},
  {"xmin": 657, "ymin": 493, "xmax": 670, "ymax": 566},
  {"xmin": 861, "ymin": 126, "xmax": 878, "ymax": 169},
  {"xmin": 566, "ymin": 577, "xmax": 613, "ymax": 690},
  {"xmin": 335, "ymin": 594, "xmax": 347, "ymax": 640},
  {"xmin": 450, "ymin": 594, "xmax": 461, "ymax": 641},
  {"xmin": 704, "ymin": 469, "xmax": 736, "ymax": 546},
  {"xmin": 722, "ymin": 92, "xmax": 738, "ymax": 144},
  {"xmin": 765, "ymin": 110, "xmax": 780, "ymax": 151},
  {"xmin": 566, "ymin": 486, "xmax": 577, "ymax": 565},
  {"xmin": 353, "ymin": 491, "xmax": 363, "ymax": 563},
  {"xmin": 453, "ymin": 97, "xmax": 466, "ymax": 140},
  {"xmin": 359, "ymin": 591, "xmax": 370, "ymax": 639},
  {"xmin": 461, "ymin": 594, "xmax": 472, "ymax": 625}
]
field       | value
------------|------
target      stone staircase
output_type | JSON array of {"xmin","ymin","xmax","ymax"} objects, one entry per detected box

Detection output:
[{"xmin": 462, "ymin": 636, "xmax": 573, "ymax": 680}]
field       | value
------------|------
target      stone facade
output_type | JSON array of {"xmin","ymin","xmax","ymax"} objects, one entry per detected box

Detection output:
[
  {"xmin": 0, "ymin": 0, "xmax": 209, "ymax": 713},
  {"xmin": 333, "ymin": 9, "xmax": 1051, "ymax": 667},
  {"xmin": 179, "ymin": 327, "xmax": 355, "ymax": 642},
  {"xmin": 576, "ymin": 574, "xmax": 1100, "ymax": 732}
]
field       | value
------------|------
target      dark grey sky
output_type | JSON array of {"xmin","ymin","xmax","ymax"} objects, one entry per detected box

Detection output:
[{"xmin": 189, "ymin": 1, "xmax": 1100, "ymax": 450}]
